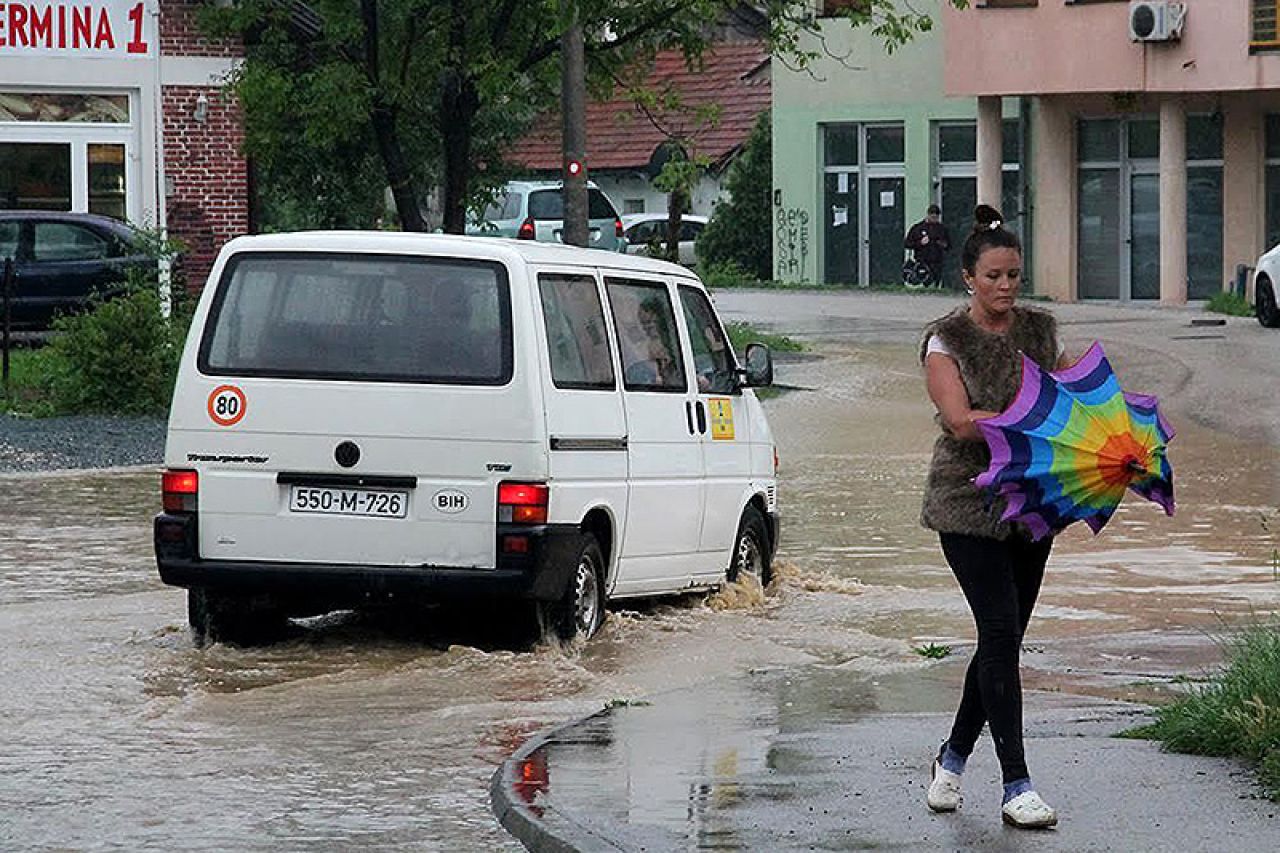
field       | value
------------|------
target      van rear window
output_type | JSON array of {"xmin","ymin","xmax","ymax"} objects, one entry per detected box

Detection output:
[
  {"xmin": 528, "ymin": 189, "xmax": 618, "ymax": 221},
  {"xmin": 199, "ymin": 253, "xmax": 512, "ymax": 385}
]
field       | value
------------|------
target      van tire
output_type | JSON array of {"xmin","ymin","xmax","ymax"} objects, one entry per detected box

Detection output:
[
  {"xmin": 727, "ymin": 505, "xmax": 772, "ymax": 588},
  {"xmin": 543, "ymin": 534, "xmax": 607, "ymax": 642},
  {"xmin": 188, "ymin": 588, "xmax": 286, "ymax": 647}
]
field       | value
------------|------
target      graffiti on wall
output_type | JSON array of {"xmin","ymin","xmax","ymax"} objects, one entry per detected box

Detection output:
[{"xmin": 775, "ymin": 206, "xmax": 810, "ymax": 281}]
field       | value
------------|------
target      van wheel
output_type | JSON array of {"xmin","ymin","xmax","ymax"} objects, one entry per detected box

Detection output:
[
  {"xmin": 1257, "ymin": 277, "xmax": 1280, "ymax": 328},
  {"xmin": 544, "ymin": 534, "xmax": 606, "ymax": 642},
  {"xmin": 188, "ymin": 588, "xmax": 286, "ymax": 647},
  {"xmin": 727, "ymin": 505, "xmax": 772, "ymax": 588}
]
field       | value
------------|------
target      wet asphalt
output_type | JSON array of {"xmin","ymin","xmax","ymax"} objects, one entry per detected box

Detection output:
[{"xmin": 492, "ymin": 290, "xmax": 1280, "ymax": 852}]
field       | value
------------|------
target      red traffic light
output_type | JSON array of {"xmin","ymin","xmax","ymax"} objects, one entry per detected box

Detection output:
[{"xmin": 566, "ymin": 160, "xmax": 583, "ymax": 177}]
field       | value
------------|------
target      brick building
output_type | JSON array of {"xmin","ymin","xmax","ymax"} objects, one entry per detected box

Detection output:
[{"xmin": 0, "ymin": 0, "xmax": 249, "ymax": 286}]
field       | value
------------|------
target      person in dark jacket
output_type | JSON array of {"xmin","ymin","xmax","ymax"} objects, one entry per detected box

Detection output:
[{"xmin": 904, "ymin": 204, "xmax": 952, "ymax": 286}]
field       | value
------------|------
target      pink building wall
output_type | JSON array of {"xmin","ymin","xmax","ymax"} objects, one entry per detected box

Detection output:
[{"xmin": 944, "ymin": 2, "xmax": 1280, "ymax": 96}]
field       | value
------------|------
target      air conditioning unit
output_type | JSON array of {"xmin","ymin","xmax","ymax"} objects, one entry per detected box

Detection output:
[{"xmin": 1129, "ymin": 1, "xmax": 1187, "ymax": 43}]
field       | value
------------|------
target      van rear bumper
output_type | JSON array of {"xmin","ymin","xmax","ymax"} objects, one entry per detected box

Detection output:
[{"xmin": 154, "ymin": 513, "xmax": 580, "ymax": 605}]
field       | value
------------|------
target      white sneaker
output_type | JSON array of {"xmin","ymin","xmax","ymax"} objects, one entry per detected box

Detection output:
[
  {"xmin": 926, "ymin": 760, "xmax": 962, "ymax": 812},
  {"xmin": 1001, "ymin": 790, "xmax": 1058, "ymax": 828}
]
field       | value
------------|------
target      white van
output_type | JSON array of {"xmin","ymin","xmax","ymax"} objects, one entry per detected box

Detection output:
[{"xmin": 155, "ymin": 232, "xmax": 778, "ymax": 645}]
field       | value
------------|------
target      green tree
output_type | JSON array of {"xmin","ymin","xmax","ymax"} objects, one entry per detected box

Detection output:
[
  {"xmin": 696, "ymin": 109, "xmax": 772, "ymax": 280},
  {"xmin": 206, "ymin": 1, "xmax": 947, "ymax": 233}
]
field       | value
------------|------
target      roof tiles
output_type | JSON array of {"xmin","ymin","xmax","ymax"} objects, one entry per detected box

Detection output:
[{"xmin": 508, "ymin": 42, "xmax": 770, "ymax": 173}]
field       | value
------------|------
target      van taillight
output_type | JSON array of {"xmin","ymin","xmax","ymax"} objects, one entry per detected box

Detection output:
[
  {"xmin": 615, "ymin": 217, "xmax": 623, "ymax": 239},
  {"xmin": 517, "ymin": 218, "xmax": 535, "ymax": 240},
  {"xmin": 498, "ymin": 481, "xmax": 548, "ymax": 524},
  {"xmin": 162, "ymin": 469, "xmax": 198, "ymax": 513}
]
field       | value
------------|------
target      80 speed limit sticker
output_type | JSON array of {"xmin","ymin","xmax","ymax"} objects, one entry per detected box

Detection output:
[{"xmin": 207, "ymin": 385, "xmax": 247, "ymax": 427}]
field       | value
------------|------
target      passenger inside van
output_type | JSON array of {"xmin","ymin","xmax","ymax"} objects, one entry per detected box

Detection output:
[{"xmin": 619, "ymin": 297, "xmax": 681, "ymax": 388}]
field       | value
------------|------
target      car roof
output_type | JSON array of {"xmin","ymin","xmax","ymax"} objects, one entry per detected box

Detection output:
[
  {"xmin": 219, "ymin": 231, "xmax": 698, "ymax": 278},
  {"xmin": 502, "ymin": 179, "xmax": 602, "ymax": 192},
  {"xmin": 621, "ymin": 213, "xmax": 709, "ymax": 226},
  {"xmin": 0, "ymin": 210, "xmax": 136, "ymax": 232}
]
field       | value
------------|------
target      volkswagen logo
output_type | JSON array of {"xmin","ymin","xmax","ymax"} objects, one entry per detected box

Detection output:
[{"xmin": 334, "ymin": 441, "xmax": 360, "ymax": 468}]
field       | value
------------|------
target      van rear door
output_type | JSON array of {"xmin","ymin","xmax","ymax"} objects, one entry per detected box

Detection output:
[{"xmin": 167, "ymin": 251, "xmax": 540, "ymax": 569}]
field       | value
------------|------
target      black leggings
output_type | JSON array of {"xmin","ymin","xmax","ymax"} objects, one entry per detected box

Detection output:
[{"xmin": 939, "ymin": 532, "xmax": 1052, "ymax": 784}]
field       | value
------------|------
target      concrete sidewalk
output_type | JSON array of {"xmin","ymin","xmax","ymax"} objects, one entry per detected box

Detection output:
[{"xmin": 492, "ymin": 665, "xmax": 1279, "ymax": 852}]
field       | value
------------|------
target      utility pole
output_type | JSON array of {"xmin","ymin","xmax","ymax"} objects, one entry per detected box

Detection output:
[{"xmin": 560, "ymin": 0, "xmax": 588, "ymax": 247}]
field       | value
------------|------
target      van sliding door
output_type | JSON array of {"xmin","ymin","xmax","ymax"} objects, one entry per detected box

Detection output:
[{"xmin": 605, "ymin": 277, "xmax": 705, "ymax": 594}]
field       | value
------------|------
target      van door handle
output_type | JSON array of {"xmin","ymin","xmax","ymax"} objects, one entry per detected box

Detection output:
[
  {"xmin": 695, "ymin": 401, "xmax": 707, "ymax": 434},
  {"xmin": 685, "ymin": 401, "xmax": 696, "ymax": 435}
]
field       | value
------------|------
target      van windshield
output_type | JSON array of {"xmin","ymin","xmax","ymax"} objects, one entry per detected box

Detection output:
[{"xmin": 199, "ymin": 253, "xmax": 512, "ymax": 385}]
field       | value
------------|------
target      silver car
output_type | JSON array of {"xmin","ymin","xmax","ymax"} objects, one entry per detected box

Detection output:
[
  {"xmin": 468, "ymin": 180, "xmax": 626, "ymax": 252},
  {"xmin": 621, "ymin": 213, "xmax": 708, "ymax": 268}
]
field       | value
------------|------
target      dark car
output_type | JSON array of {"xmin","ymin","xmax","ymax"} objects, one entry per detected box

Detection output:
[{"xmin": 0, "ymin": 210, "xmax": 153, "ymax": 331}]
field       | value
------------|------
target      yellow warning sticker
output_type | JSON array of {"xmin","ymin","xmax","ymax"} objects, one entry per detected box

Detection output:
[{"xmin": 708, "ymin": 397, "xmax": 735, "ymax": 441}]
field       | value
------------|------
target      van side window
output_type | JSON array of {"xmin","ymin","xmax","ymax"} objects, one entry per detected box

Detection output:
[
  {"xmin": 606, "ymin": 279, "xmax": 686, "ymax": 393},
  {"xmin": 678, "ymin": 285, "xmax": 737, "ymax": 395},
  {"xmin": 538, "ymin": 273, "xmax": 615, "ymax": 390}
]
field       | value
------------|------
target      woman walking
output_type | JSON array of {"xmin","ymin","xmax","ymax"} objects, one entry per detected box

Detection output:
[{"xmin": 919, "ymin": 205, "xmax": 1063, "ymax": 829}]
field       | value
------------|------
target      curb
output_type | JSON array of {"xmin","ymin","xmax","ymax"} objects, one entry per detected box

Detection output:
[{"xmin": 490, "ymin": 709, "xmax": 627, "ymax": 853}]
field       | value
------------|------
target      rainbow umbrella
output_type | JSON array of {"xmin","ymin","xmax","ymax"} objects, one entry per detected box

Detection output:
[{"xmin": 974, "ymin": 341, "xmax": 1175, "ymax": 541}]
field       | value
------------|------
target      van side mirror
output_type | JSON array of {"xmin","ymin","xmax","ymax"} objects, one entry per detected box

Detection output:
[{"xmin": 740, "ymin": 342, "xmax": 773, "ymax": 387}]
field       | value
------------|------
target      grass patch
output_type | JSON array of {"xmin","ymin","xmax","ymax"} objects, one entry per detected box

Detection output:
[
  {"xmin": 1206, "ymin": 291, "xmax": 1254, "ymax": 317},
  {"xmin": 912, "ymin": 643, "xmax": 952, "ymax": 660},
  {"xmin": 725, "ymin": 321, "xmax": 805, "ymax": 354},
  {"xmin": 1139, "ymin": 624, "xmax": 1280, "ymax": 800},
  {"xmin": 0, "ymin": 345, "xmax": 58, "ymax": 415}
]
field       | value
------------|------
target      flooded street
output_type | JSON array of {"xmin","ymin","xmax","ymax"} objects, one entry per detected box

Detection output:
[{"xmin": 2, "ymin": 294, "xmax": 1278, "ymax": 849}]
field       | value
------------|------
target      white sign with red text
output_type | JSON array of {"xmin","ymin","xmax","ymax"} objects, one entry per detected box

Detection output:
[{"xmin": 0, "ymin": 1, "xmax": 155, "ymax": 58}]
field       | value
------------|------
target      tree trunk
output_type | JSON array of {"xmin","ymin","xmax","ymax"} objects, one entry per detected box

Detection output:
[
  {"xmin": 666, "ymin": 185, "xmax": 687, "ymax": 263},
  {"xmin": 560, "ymin": 5, "xmax": 588, "ymax": 247},
  {"xmin": 361, "ymin": 0, "xmax": 424, "ymax": 231},
  {"xmin": 371, "ymin": 100, "xmax": 426, "ymax": 232},
  {"xmin": 440, "ymin": 70, "xmax": 479, "ymax": 234}
]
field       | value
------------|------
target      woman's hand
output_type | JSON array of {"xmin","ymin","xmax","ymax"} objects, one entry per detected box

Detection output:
[{"xmin": 925, "ymin": 353, "xmax": 997, "ymax": 442}]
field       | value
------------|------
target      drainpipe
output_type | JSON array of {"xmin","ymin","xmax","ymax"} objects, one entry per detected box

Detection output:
[{"xmin": 1020, "ymin": 96, "xmax": 1033, "ymax": 292}]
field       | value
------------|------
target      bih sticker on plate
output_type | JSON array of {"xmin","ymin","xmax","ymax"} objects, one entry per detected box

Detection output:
[{"xmin": 207, "ymin": 385, "xmax": 247, "ymax": 427}]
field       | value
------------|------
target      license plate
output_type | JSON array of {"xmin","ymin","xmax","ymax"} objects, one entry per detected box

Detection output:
[{"xmin": 289, "ymin": 486, "xmax": 408, "ymax": 518}]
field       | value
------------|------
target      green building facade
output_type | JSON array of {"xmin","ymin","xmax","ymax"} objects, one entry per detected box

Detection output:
[{"xmin": 772, "ymin": 7, "xmax": 1021, "ymax": 288}]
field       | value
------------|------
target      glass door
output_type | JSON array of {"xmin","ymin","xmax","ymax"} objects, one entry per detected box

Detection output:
[
  {"xmin": 1128, "ymin": 170, "xmax": 1160, "ymax": 301},
  {"xmin": 823, "ymin": 171, "xmax": 858, "ymax": 284},
  {"xmin": 939, "ymin": 176, "xmax": 976, "ymax": 289},
  {"xmin": 867, "ymin": 174, "xmax": 905, "ymax": 286}
]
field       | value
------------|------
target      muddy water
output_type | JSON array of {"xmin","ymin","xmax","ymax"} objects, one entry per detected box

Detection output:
[{"xmin": 1, "ymin": 340, "xmax": 1274, "ymax": 849}]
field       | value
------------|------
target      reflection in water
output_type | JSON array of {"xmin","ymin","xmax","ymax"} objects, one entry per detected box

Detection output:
[{"xmin": 1, "ymin": 339, "xmax": 1276, "ymax": 848}]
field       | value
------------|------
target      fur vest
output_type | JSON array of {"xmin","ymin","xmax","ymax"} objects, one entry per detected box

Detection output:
[{"xmin": 919, "ymin": 305, "xmax": 1059, "ymax": 539}]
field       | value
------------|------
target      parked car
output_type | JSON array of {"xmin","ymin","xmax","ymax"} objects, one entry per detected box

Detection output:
[
  {"xmin": 621, "ymin": 213, "xmax": 708, "ymax": 267},
  {"xmin": 156, "ymin": 232, "xmax": 778, "ymax": 646},
  {"xmin": 0, "ymin": 210, "xmax": 153, "ymax": 331},
  {"xmin": 467, "ymin": 180, "xmax": 626, "ymax": 252},
  {"xmin": 1255, "ymin": 242, "xmax": 1280, "ymax": 327}
]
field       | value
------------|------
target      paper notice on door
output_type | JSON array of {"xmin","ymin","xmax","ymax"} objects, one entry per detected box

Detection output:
[
  {"xmin": 832, "ymin": 206, "xmax": 848, "ymax": 227},
  {"xmin": 880, "ymin": 191, "xmax": 896, "ymax": 208},
  {"xmin": 837, "ymin": 173, "xmax": 849, "ymax": 194}
]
